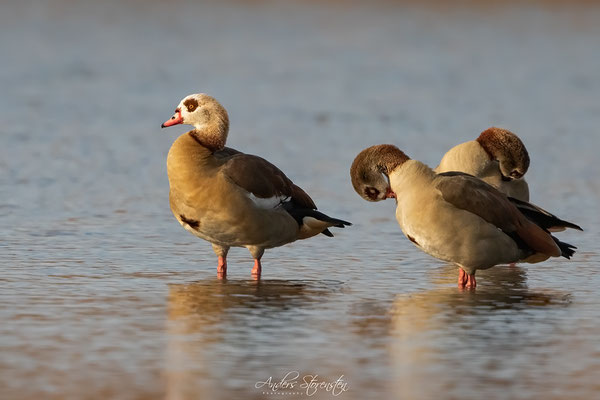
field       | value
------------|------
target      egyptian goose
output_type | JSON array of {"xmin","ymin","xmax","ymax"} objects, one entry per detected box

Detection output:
[
  {"xmin": 350, "ymin": 144, "xmax": 582, "ymax": 288},
  {"xmin": 161, "ymin": 93, "xmax": 351, "ymax": 279},
  {"xmin": 435, "ymin": 127, "xmax": 530, "ymax": 201}
]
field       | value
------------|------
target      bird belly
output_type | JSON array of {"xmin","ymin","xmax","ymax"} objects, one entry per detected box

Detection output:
[
  {"xmin": 170, "ymin": 187, "xmax": 298, "ymax": 248},
  {"xmin": 396, "ymin": 201, "xmax": 521, "ymax": 274}
]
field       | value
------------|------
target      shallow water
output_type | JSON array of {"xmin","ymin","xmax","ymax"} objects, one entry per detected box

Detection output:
[{"xmin": 1, "ymin": 1, "xmax": 600, "ymax": 399}]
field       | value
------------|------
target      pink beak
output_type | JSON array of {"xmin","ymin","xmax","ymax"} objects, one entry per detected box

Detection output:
[{"xmin": 161, "ymin": 110, "xmax": 183, "ymax": 128}]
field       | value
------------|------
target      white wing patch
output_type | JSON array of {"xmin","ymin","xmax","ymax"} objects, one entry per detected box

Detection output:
[{"xmin": 247, "ymin": 193, "xmax": 289, "ymax": 209}]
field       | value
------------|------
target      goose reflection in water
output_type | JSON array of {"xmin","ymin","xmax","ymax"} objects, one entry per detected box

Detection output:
[
  {"xmin": 390, "ymin": 263, "xmax": 572, "ymax": 400},
  {"xmin": 165, "ymin": 278, "xmax": 339, "ymax": 400}
]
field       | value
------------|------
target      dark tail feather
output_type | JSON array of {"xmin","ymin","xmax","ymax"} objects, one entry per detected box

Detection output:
[
  {"xmin": 312, "ymin": 211, "xmax": 352, "ymax": 228},
  {"xmin": 508, "ymin": 197, "xmax": 583, "ymax": 232},
  {"xmin": 321, "ymin": 228, "xmax": 334, "ymax": 237},
  {"xmin": 552, "ymin": 236, "xmax": 577, "ymax": 259},
  {"xmin": 306, "ymin": 210, "xmax": 351, "ymax": 236},
  {"xmin": 282, "ymin": 203, "xmax": 351, "ymax": 237}
]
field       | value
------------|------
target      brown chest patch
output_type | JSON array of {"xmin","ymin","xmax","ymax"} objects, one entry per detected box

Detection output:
[
  {"xmin": 179, "ymin": 214, "xmax": 200, "ymax": 230},
  {"xmin": 183, "ymin": 98, "xmax": 199, "ymax": 113},
  {"xmin": 407, "ymin": 234, "xmax": 419, "ymax": 246}
]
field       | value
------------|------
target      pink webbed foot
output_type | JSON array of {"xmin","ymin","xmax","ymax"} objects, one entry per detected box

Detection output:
[
  {"xmin": 251, "ymin": 259, "xmax": 262, "ymax": 280},
  {"xmin": 458, "ymin": 268, "xmax": 476, "ymax": 289},
  {"xmin": 217, "ymin": 256, "xmax": 227, "ymax": 279}
]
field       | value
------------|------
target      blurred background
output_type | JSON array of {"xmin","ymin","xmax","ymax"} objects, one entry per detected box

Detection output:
[{"xmin": 1, "ymin": 1, "xmax": 599, "ymax": 399}]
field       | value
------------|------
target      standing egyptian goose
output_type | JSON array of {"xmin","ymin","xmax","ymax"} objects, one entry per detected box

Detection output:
[
  {"xmin": 161, "ymin": 93, "xmax": 351, "ymax": 279},
  {"xmin": 350, "ymin": 144, "xmax": 581, "ymax": 288},
  {"xmin": 435, "ymin": 127, "xmax": 531, "ymax": 201}
]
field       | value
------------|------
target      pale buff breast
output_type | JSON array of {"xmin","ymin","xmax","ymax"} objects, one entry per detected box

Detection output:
[{"xmin": 435, "ymin": 141, "xmax": 493, "ymax": 177}]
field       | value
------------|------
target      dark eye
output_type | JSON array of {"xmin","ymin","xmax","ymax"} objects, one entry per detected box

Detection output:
[
  {"xmin": 184, "ymin": 98, "xmax": 199, "ymax": 113},
  {"xmin": 510, "ymin": 170, "xmax": 522, "ymax": 179},
  {"xmin": 364, "ymin": 187, "xmax": 380, "ymax": 200}
]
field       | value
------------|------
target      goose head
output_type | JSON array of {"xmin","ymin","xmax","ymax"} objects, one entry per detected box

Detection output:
[
  {"xmin": 161, "ymin": 93, "xmax": 230, "ymax": 151},
  {"xmin": 477, "ymin": 127, "xmax": 530, "ymax": 181},
  {"xmin": 350, "ymin": 144, "xmax": 410, "ymax": 201}
]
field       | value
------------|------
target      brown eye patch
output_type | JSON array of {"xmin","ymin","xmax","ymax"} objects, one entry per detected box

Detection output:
[
  {"xmin": 183, "ymin": 98, "xmax": 199, "ymax": 112},
  {"xmin": 364, "ymin": 187, "xmax": 380, "ymax": 200}
]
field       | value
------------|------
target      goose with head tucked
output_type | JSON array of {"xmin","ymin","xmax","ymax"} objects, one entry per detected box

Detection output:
[
  {"xmin": 350, "ymin": 144, "xmax": 581, "ymax": 288},
  {"xmin": 435, "ymin": 127, "xmax": 530, "ymax": 201},
  {"xmin": 161, "ymin": 93, "xmax": 351, "ymax": 279}
]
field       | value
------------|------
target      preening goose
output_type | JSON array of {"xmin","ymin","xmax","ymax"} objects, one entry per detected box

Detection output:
[
  {"xmin": 350, "ymin": 144, "xmax": 581, "ymax": 288},
  {"xmin": 161, "ymin": 93, "xmax": 351, "ymax": 279},
  {"xmin": 435, "ymin": 127, "xmax": 530, "ymax": 201}
]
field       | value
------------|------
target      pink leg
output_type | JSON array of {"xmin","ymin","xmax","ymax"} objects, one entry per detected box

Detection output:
[
  {"xmin": 217, "ymin": 256, "xmax": 227, "ymax": 279},
  {"xmin": 458, "ymin": 268, "xmax": 476, "ymax": 288},
  {"xmin": 458, "ymin": 268, "xmax": 467, "ymax": 287},
  {"xmin": 467, "ymin": 273, "xmax": 476, "ymax": 288},
  {"xmin": 251, "ymin": 259, "xmax": 262, "ymax": 280}
]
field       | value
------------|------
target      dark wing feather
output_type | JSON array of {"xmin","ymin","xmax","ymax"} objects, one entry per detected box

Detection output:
[
  {"xmin": 507, "ymin": 196, "xmax": 583, "ymax": 232},
  {"xmin": 435, "ymin": 171, "xmax": 523, "ymax": 232},
  {"xmin": 289, "ymin": 184, "xmax": 317, "ymax": 209},
  {"xmin": 221, "ymin": 153, "xmax": 317, "ymax": 210},
  {"xmin": 220, "ymin": 151, "xmax": 351, "ymax": 237},
  {"xmin": 435, "ymin": 171, "xmax": 563, "ymax": 257}
]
